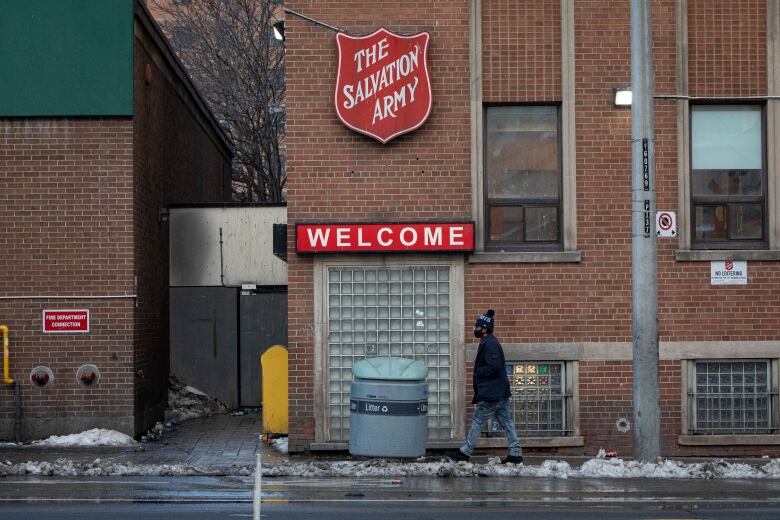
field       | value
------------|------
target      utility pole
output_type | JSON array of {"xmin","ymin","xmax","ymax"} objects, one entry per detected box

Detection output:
[{"xmin": 630, "ymin": 0, "xmax": 661, "ymax": 461}]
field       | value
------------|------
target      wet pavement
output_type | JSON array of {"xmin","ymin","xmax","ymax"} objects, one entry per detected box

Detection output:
[
  {"xmin": 0, "ymin": 410, "xmax": 285, "ymax": 471},
  {"xmin": 1, "ymin": 474, "xmax": 780, "ymax": 518},
  {"xmin": 3, "ymin": 411, "xmax": 780, "ymax": 518}
]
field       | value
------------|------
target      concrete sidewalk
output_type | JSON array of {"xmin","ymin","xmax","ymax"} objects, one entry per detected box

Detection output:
[
  {"xmin": 0, "ymin": 410, "xmax": 286, "ymax": 471},
  {"xmin": 0, "ymin": 412, "xmax": 773, "ymax": 472}
]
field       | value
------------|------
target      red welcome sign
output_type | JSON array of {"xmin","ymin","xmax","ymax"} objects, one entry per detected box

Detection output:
[
  {"xmin": 335, "ymin": 28, "xmax": 432, "ymax": 144},
  {"xmin": 296, "ymin": 223, "xmax": 474, "ymax": 253}
]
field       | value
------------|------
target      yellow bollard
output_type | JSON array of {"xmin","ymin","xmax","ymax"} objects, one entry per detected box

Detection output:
[
  {"xmin": 1, "ymin": 325, "xmax": 12, "ymax": 385},
  {"xmin": 260, "ymin": 345, "xmax": 288, "ymax": 435}
]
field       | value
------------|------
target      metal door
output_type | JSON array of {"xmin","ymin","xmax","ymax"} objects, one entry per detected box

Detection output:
[{"xmin": 240, "ymin": 289, "xmax": 288, "ymax": 407}]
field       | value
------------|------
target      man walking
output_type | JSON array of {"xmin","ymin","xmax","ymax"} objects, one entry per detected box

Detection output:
[{"xmin": 447, "ymin": 309, "xmax": 523, "ymax": 464}]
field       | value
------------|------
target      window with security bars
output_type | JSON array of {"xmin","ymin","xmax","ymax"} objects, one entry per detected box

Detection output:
[
  {"xmin": 692, "ymin": 360, "xmax": 774, "ymax": 435},
  {"xmin": 485, "ymin": 362, "xmax": 567, "ymax": 437},
  {"xmin": 327, "ymin": 267, "xmax": 452, "ymax": 442}
]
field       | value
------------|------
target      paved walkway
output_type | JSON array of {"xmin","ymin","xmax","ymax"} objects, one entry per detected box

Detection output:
[{"xmin": 0, "ymin": 410, "xmax": 286, "ymax": 470}]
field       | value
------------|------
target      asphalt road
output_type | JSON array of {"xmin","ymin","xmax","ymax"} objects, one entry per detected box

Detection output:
[{"xmin": 2, "ymin": 475, "xmax": 780, "ymax": 519}]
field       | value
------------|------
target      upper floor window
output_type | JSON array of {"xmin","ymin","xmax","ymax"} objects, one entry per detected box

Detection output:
[
  {"xmin": 484, "ymin": 106, "xmax": 562, "ymax": 251},
  {"xmin": 690, "ymin": 105, "xmax": 766, "ymax": 249}
]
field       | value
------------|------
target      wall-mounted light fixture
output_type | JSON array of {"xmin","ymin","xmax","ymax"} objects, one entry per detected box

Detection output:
[
  {"xmin": 272, "ymin": 21, "xmax": 285, "ymax": 42},
  {"xmin": 614, "ymin": 87, "xmax": 632, "ymax": 107}
]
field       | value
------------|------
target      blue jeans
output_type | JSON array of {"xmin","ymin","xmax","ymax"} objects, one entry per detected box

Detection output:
[{"xmin": 460, "ymin": 399, "xmax": 522, "ymax": 457}]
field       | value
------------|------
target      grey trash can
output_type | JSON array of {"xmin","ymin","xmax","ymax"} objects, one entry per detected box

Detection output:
[{"xmin": 349, "ymin": 357, "xmax": 428, "ymax": 458}]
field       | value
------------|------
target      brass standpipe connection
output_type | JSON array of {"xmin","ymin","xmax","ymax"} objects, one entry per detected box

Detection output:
[{"xmin": 1, "ymin": 325, "xmax": 13, "ymax": 385}]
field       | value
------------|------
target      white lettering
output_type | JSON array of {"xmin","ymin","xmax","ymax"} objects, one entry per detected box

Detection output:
[
  {"xmin": 342, "ymin": 44, "xmax": 422, "ymax": 114},
  {"xmin": 342, "ymin": 84, "xmax": 355, "ymax": 109},
  {"xmin": 336, "ymin": 228, "xmax": 351, "ymax": 247},
  {"xmin": 377, "ymin": 227, "xmax": 393, "ymax": 246},
  {"xmin": 377, "ymin": 37, "xmax": 389, "ymax": 61},
  {"xmin": 357, "ymin": 228, "xmax": 371, "ymax": 247},
  {"xmin": 449, "ymin": 226, "xmax": 464, "ymax": 246},
  {"xmin": 400, "ymin": 227, "xmax": 418, "ymax": 246},
  {"xmin": 407, "ymin": 76, "xmax": 418, "ymax": 103},
  {"xmin": 424, "ymin": 227, "xmax": 442, "ymax": 246},
  {"xmin": 306, "ymin": 227, "xmax": 331, "ymax": 248}
]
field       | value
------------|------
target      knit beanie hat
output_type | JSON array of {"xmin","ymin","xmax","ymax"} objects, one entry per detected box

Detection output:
[{"xmin": 475, "ymin": 309, "xmax": 495, "ymax": 330}]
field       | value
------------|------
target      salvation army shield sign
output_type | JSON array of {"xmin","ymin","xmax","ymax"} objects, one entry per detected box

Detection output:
[{"xmin": 335, "ymin": 28, "xmax": 432, "ymax": 144}]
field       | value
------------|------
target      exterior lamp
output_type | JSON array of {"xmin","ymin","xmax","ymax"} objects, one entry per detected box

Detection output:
[
  {"xmin": 273, "ymin": 21, "xmax": 285, "ymax": 41},
  {"xmin": 614, "ymin": 87, "xmax": 632, "ymax": 107}
]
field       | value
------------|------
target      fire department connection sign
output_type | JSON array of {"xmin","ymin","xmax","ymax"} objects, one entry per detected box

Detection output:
[
  {"xmin": 296, "ymin": 223, "xmax": 474, "ymax": 253},
  {"xmin": 335, "ymin": 28, "xmax": 432, "ymax": 143},
  {"xmin": 42, "ymin": 309, "xmax": 89, "ymax": 333}
]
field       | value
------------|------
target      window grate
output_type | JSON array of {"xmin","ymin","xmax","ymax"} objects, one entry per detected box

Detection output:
[
  {"xmin": 692, "ymin": 361, "xmax": 773, "ymax": 435},
  {"xmin": 485, "ymin": 362, "xmax": 567, "ymax": 437},
  {"xmin": 327, "ymin": 267, "xmax": 452, "ymax": 441}
]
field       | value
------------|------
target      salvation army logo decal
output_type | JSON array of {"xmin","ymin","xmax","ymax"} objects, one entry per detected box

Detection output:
[
  {"xmin": 725, "ymin": 260, "xmax": 734, "ymax": 271},
  {"xmin": 335, "ymin": 28, "xmax": 432, "ymax": 144}
]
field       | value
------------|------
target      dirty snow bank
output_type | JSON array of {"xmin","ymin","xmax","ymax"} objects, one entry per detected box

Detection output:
[
  {"xmin": 32, "ymin": 429, "xmax": 137, "ymax": 448},
  {"xmin": 263, "ymin": 456, "xmax": 780, "ymax": 480},
  {"xmin": 0, "ymin": 458, "xmax": 252, "ymax": 477},
  {"xmin": 165, "ymin": 376, "xmax": 228, "ymax": 423},
  {"xmin": 2, "ymin": 454, "xmax": 779, "ymax": 479},
  {"xmin": 271, "ymin": 437, "xmax": 289, "ymax": 455}
]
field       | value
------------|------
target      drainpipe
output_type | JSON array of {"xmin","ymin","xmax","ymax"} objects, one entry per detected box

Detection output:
[{"xmin": 1, "ymin": 325, "xmax": 22, "ymax": 442}]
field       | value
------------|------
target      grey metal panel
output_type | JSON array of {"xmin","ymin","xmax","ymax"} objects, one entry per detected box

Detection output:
[
  {"xmin": 170, "ymin": 287, "xmax": 238, "ymax": 408},
  {"xmin": 169, "ymin": 207, "xmax": 287, "ymax": 287},
  {"xmin": 240, "ymin": 291, "xmax": 288, "ymax": 407}
]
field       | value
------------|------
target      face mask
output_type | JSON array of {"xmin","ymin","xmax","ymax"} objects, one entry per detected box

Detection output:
[{"xmin": 474, "ymin": 329, "xmax": 484, "ymax": 338}]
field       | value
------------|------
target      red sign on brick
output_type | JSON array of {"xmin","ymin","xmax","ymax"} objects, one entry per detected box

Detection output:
[
  {"xmin": 335, "ymin": 28, "xmax": 432, "ymax": 144},
  {"xmin": 42, "ymin": 309, "xmax": 90, "ymax": 333},
  {"xmin": 296, "ymin": 223, "xmax": 474, "ymax": 253}
]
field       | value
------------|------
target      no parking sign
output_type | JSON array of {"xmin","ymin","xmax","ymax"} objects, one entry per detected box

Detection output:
[{"xmin": 656, "ymin": 211, "xmax": 676, "ymax": 238}]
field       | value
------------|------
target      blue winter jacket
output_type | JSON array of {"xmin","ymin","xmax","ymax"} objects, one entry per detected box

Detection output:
[{"xmin": 472, "ymin": 333, "xmax": 512, "ymax": 403}]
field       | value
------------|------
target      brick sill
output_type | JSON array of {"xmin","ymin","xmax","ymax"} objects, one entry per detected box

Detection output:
[
  {"xmin": 678, "ymin": 434, "xmax": 780, "ymax": 446},
  {"xmin": 309, "ymin": 436, "xmax": 585, "ymax": 451},
  {"xmin": 676, "ymin": 250, "xmax": 780, "ymax": 262},
  {"xmin": 469, "ymin": 251, "xmax": 582, "ymax": 264}
]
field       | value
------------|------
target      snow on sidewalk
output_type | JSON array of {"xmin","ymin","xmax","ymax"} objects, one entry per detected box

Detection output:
[
  {"xmin": 2, "ymin": 453, "xmax": 780, "ymax": 479},
  {"xmin": 32, "ymin": 429, "xmax": 138, "ymax": 448}
]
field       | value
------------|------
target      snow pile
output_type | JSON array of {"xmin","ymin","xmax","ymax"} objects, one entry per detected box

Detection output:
[
  {"xmin": 32, "ymin": 429, "xmax": 137, "ymax": 448},
  {"xmin": 262, "ymin": 456, "xmax": 780, "ymax": 480},
  {"xmin": 2, "ymin": 452, "xmax": 779, "ymax": 479},
  {"xmin": 0, "ymin": 458, "xmax": 254, "ymax": 477},
  {"xmin": 165, "ymin": 376, "xmax": 228, "ymax": 423},
  {"xmin": 271, "ymin": 437, "xmax": 289, "ymax": 455}
]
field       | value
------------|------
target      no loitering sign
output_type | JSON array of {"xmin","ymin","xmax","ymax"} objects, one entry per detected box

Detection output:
[
  {"xmin": 42, "ymin": 309, "xmax": 90, "ymax": 333},
  {"xmin": 710, "ymin": 261, "xmax": 747, "ymax": 285}
]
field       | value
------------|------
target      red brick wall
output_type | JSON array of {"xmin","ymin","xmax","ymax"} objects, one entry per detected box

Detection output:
[
  {"xmin": 285, "ymin": 0, "xmax": 472, "ymax": 450},
  {"xmin": 482, "ymin": 0, "xmax": 561, "ymax": 102},
  {"xmin": 688, "ymin": 0, "xmax": 766, "ymax": 97},
  {"xmin": 0, "ymin": 119, "xmax": 136, "ymax": 439},
  {"xmin": 0, "ymin": 12, "xmax": 231, "ymax": 440},
  {"xmin": 132, "ymin": 13, "xmax": 231, "ymax": 435},
  {"xmin": 285, "ymin": 0, "xmax": 780, "ymax": 456}
]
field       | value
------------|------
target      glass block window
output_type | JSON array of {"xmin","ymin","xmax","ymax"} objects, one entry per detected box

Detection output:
[
  {"xmin": 485, "ymin": 362, "xmax": 567, "ymax": 437},
  {"xmin": 327, "ymin": 267, "xmax": 452, "ymax": 442},
  {"xmin": 692, "ymin": 361, "xmax": 773, "ymax": 435}
]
